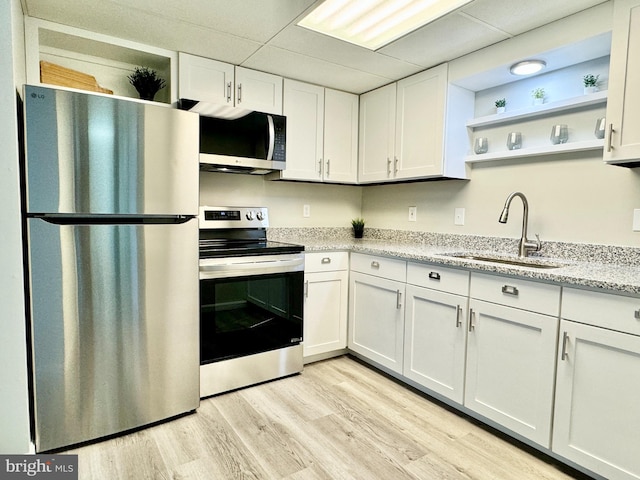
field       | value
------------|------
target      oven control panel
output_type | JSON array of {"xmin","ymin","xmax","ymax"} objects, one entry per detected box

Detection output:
[{"xmin": 199, "ymin": 206, "xmax": 268, "ymax": 229}]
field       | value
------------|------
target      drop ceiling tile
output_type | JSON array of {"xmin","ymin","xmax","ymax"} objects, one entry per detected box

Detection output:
[
  {"xmin": 242, "ymin": 46, "xmax": 394, "ymax": 94},
  {"xmin": 379, "ymin": 13, "xmax": 510, "ymax": 68},
  {"xmin": 461, "ymin": 0, "xmax": 607, "ymax": 36},
  {"xmin": 270, "ymin": 25, "xmax": 423, "ymax": 80}
]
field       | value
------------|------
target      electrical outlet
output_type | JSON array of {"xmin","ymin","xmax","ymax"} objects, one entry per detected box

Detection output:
[
  {"xmin": 454, "ymin": 208, "xmax": 465, "ymax": 226},
  {"xmin": 303, "ymin": 204, "xmax": 311, "ymax": 218},
  {"xmin": 408, "ymin": 206, "xmax": 417, "ymax": 222},
  {"xmin": 633, "ymin": 209, "xmax": 640, "ymax": 231}
]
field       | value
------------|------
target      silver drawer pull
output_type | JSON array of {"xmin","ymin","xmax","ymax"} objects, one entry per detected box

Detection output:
[
  {"xmin": 456, "ymin": 305, "xmax": 462, "ymax": 328},
  {"xmin": 635, "ymin": 309, "xmax": 640, "ymax": 320},
  {"xmin": 428, "ymin": 272, "xmax": 441, "ymax": 281},
  {"xmin": 304, "ymin": 280, "xmax": 309, "ymax": 298},
  {"xmin": 468, "ymin": 308, "xmax": 475, "ymax": 332},
  {"xmin": 501, "ymin": 285, "xmax": 519, "ymax": 296},
  {"xmin": 396, "ymin": 290, "xmax": 402, "ymax": 309},
  {"xmin": 321, "ymin": 257, "xmax": 331, "ymax": 264},
  {"xmin": 371, "ymin": 261, "xmax": 380, "ymax": 269}
]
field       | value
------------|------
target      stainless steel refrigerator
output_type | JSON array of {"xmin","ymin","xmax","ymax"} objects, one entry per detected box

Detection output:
[{"xmin": 23, "ymin": 85, "xmax": 200, "ymax": 452}]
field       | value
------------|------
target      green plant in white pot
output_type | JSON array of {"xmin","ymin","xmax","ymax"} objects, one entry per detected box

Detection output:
[
  {"xmin": 531, "ymin": 87, "xmax": 545, "ymax": 106},
  {"xmin": 495, "ymin": 98, "xmax": 506, "ymax": 114},
  {"xmin": 583, "ymin": 74, "xmax": 599, "ymax": 94}
]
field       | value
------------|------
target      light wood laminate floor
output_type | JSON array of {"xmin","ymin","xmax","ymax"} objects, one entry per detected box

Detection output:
[{"xmin": 64, "ymin": 356, "xmax": 591, "ymax": 479}]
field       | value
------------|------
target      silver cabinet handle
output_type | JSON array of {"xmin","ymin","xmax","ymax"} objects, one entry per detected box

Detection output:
[
  {"xmin": 468, "ymin": 308, "xmax": 475, "ymax": 332},
  {"xmin": 318, "ymin": 159, "xmax": 322, "ymax": 176},
  {"xmin": 428, "ymin": 272, "xmax": 441, "ymax": 281},
  {"xmin": 394, "ymin": 156, "xmax": 399, "ymax": 174},
  {"xmin": 501, "ymin": 285, "xmax": 519, "ymax": 296},
  {"xmin": 561, "ymin": 331, "xmax": 569, "ymax": 361},
  {"xmin": 371, "ymin": 261, "xmax": 380, "ymax": 269},
  {"xmin": 635, "ymin": 309, "xmax": 640, "ymax": 320},
  {"xmin": 396, "ymin": 290, "xmax": 402, "ymax": 309},
  {"xmin": 321, "ymin": 257, "xmax": 331, "ymax": 264},
  {"xmin": 237, "ymin": 83, "xmax": 242, "ymax": 103},
  {"xmin": 607, "ymin": 123, "xmax": 614, "ymax": 152},
  {"xmin": 326, "ymin": 159, "xmax": 330, "ymax": 176},
  {"xmin": 387, "ymin": 157, "xmax": 392, "ymax": 176},
  {"xmin": 226, "ymin": 81, "xmax": 232, "ymax": 103},
  {"xmin": 304, "ymin": 280, "xmax": 309, "ymax": 298},
  {"xmin": 456, "ymin": 305, "xmax": 462, "ymax": 328}
]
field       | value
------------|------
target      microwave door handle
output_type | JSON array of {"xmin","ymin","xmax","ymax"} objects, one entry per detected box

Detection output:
[{"xmin": 266, "ymin": 114, "xmax": 275, "ymax": 161}]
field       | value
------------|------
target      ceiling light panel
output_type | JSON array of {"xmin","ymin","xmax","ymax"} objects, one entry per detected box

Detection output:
[{"xmin": 298, "ymin": 0, "xmax": 474, "ymax": 50}]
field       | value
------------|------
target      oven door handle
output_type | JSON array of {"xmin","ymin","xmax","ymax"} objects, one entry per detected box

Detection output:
[{"xmin": 200, "ymin": 255, "xmax": 304, "ymax": 279}]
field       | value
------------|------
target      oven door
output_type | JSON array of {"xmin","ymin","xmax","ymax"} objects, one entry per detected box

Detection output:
[{"xmin": 200, "ymin": 253, "xmax": 304, "ymax": 364}]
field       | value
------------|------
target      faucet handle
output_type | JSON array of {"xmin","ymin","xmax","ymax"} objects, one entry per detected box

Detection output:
[{"xmin": 534, "ymin": 234, "xmax": 542, "ymax": 251}]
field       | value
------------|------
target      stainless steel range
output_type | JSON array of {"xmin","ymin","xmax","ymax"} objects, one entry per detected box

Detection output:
[{"xmin": 198, "ymin": 206, "xmax": 304, "ymax": 397}]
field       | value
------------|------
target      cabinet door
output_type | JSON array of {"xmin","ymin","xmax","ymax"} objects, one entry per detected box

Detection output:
[
  {"xmin": 604, "ymin": 0, "xmax": 640, "ymax": 164},
  {"xmin": 358, "ymin": 83, "xmax": 396, "ymax": 183},
  {"xmin": 281, "ymin": 80, "xmax": 324, "ymax": 181},
  {"xmin": 303, "ymin": 270, "xmax": 348, "ymax": 359},
  {"xmin": 404, "ymin": 285, "xmax": 467, "ymax": 404},
  {"xmin": 348, "ymin": 271, "xmax": 405, "ymax": 373},
  {"xmin": 395, "ymin": 64, "xmax": 447, "ymax": 179},
  {"xmin": 324, "ymin": 89, "xmax": 358, "ymax": 184},
  {"xmin": 235, "ymin": 66, "xmax": 283, "ymax": 115},
  {"xmin": 178, "ymin": 52, "xmax": 234, "ymax": 105},
  {"xmin": 465, "ymin": 299, "xmax": 558, "ymax": 447},
  {"xmin": 553, "ymin": 320, "xmax": 640, "ymax": 480}
]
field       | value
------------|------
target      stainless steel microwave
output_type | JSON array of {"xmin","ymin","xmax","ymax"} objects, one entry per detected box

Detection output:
[{"xmin": 179, "ymin": 99, "xmax": 286, "ymax": 174}]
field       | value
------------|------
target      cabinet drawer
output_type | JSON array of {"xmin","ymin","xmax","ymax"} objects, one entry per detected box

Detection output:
[
  {"xmin": 305, "ymin": 252, "xmax": 349, "ymax": 273},
  {"xmin": 350, "ymin": 253, "xmax": 406, "ymax": 282},
  {"xmin": 562, "ymin": 287, "xmax": 640, "ymax": 336},
  {"xmin": 407, "ymin": 262, "xmax": 469, "ymax": 295},
  {"xmin": 470, "ymin": 272, "xmax": 560, "ymax": 316}
]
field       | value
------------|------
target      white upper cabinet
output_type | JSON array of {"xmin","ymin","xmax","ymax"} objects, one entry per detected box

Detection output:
[
  {"xmin": 278, "ymin": 79, "xmax": 358, "ymax": 183},
  {"xmin": 604, "ymin": 0, "xmax": 640, "ymax": 165},
  {"xmin": 178, "ymin": 52, "xmax": 282, "ymax": 114},
  {"xmin": 394, "ymin": 65, "xmax": 447, "ymax": 179},
  {"xmin": 358, "ymin": 83, "xmax": 397, "ymax": 183},
  {"xmin": 323, "ymin": 89, "xmax": 359, "ymax": 183},
  {"xmin": 359, "ymin": 64, "xmax": 470, "ymax": 183}
]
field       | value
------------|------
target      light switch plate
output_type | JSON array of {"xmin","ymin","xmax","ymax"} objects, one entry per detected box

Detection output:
[
  {"xmin": 633, "ymin": 209, "xmax": 640, "ymax": 231},
  {"xmin": 408, "ymin": 206, "xmax": 417, "ymax": 222},
  {"xmin": 303, "ymin": 204, "xmax": 311, "ymax": 218},
  {"xmin": 454, "ymin": 208, "xmax": 465, "ymax": 226}
]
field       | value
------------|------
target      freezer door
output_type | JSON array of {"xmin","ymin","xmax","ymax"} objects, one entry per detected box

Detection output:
[
  {"xmin": 28, "ymin": 218, "xmax": 199, "ymax": 452},
  {"xmin": 24, "ymin": 85, "xmax": 199, "ymax": 215}
]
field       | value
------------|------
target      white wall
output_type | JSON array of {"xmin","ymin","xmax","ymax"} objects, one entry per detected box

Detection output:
[
  {"xmin": 0, "ymin": 0, "xmax": 32, "ymax": 454},
  {"xmin": 200, "ymin": 173, "xmax": 363, "ymax": 227}
]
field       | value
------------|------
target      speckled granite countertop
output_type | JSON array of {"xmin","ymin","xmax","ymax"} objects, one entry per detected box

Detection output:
[{"xmin": 268, "ymin": 228, "xmax": 640, "ymax": 296}]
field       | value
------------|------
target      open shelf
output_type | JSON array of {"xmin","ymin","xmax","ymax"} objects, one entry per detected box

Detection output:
[
  {"xmin": 466, "ymin": 91, "xmax": 608, "ymax": 128},
  {"xmin": 465, "ymin": 139, "xmax": 604, "ymax": 164}
]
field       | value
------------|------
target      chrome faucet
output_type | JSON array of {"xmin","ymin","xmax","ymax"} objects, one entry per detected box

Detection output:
[{"xmin": 498, "ymin": 192, "xmax": 541, "ymax": 258}]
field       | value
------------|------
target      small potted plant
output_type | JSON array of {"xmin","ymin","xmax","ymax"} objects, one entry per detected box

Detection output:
[
  {"xmin": 583, "ymin": 74, "xmax": 599, "ymax": 94},
  {"xmin": 531, "ymin": 87, "xmax": 545, "ymax": 106},
  {"xmin": 495, "ymin": 98, "xmax": 506, "ymax": 114},
  {"xmin": 351, "ymin": 218, "xmax": 365, "ymax": 239},
  {"xmin": 127, "ymin": 66, "xmax": 166, "ymax": 101}
]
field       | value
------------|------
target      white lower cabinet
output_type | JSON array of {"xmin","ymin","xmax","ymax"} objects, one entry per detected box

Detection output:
[
  {"xmin": 403, "ymin": 262, "xmax": 470, "ymax": 404},
  {"xmin": 464, "ymin": 274, "xmax": 560, "ymax": 448},
  {"xmin": 553, "ymin": 288, "xmax": 640, "ymax": 480},
  {"xmin": 303, "ymin": 253, "xmax": 349, "ymax": 360},
  {"xmin": 348, "ymin": 254, "xmax": 406, "ymax": 374}
]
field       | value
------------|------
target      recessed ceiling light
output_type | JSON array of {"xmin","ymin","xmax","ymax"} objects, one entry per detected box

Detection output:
[
  {"xmin": 510, "ymin": 60, "xmax": 547, "ymax": 76},
  {"xmin": 298, "ymin": 0, "xmax": 474, "ymax": 51}
]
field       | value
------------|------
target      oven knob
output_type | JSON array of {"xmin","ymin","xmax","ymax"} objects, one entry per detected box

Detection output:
[
  {"xmin": 256, "ymin": 211, "xmax": 264, "ymax": 221},
  {"xmin": 246, "ymin": 211, "xmax": 255, "ymax": 221}
]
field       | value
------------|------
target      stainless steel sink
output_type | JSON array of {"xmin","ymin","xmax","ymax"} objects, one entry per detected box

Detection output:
[{"xmin": 443, "ymin": 253, "xmax": 566, "ymax": 269}]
